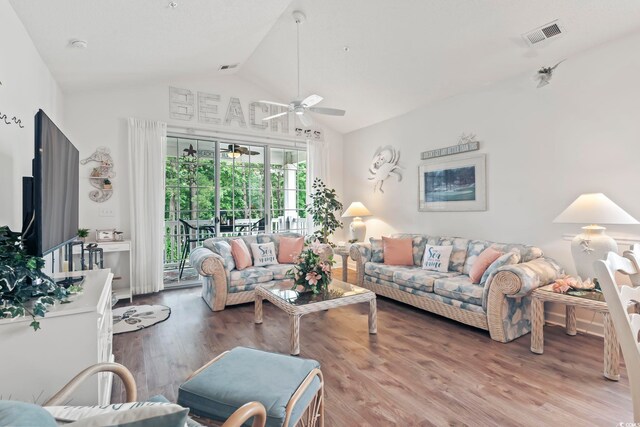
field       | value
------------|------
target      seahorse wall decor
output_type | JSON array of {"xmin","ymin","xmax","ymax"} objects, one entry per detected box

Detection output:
[
  {"xmin": 368, "ymin": 145, "xmax": 403, "ymax": 193},
  {"xmin": 80, "ymin": 147, "xmax": 115, "ymax": 203}
]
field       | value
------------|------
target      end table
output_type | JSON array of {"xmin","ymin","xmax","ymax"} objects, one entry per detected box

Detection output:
[{"xmin": 334, "ymin": 246, "xmax": 351, "ymax": 282}]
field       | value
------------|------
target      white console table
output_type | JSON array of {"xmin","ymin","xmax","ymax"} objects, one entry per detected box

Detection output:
[
  {"xmin": 73, "ymin": 240, "xmax": 132, "ymax": 302},
  {"xmin": 0, "ymin": 269, "xmax": 114, "ymax": 406}
]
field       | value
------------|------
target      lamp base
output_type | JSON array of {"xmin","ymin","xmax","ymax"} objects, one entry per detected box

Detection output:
[
  {"xmin": 571, "ymin": 225, "xmax": 618, "ymax": 280},
  {"xmin": 349, "ymin": 217, "xmax": 367, "ymax": 242}
]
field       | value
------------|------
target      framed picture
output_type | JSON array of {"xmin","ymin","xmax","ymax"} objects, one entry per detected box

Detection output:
[
  {"xmin": 96, "ymin": 229, "xmax": 115, "ymax": 242},
  {"xmin": 419, "ymin": 154, "xmax": 486, "ymax": 212}
]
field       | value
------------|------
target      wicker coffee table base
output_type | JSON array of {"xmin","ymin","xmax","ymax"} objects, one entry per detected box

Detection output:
[{"xmin": 255, "ymin": 286, "xmax": 377, "ymax": 356}]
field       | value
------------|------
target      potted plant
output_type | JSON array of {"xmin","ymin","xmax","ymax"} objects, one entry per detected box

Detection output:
[
  {"xmin": 287, "ymin": 243, "xmax": 335, "ymax": 294},
  {"xmin": 0, "ymin": 226, "xmax": 68, "ymax": 330},
  {"xmin": 77, "ymin": 228, "xmax": 90, "ymax": 242},
  {"xmin": 307, "ymin": 178, "xmax": 343, "ymax": 246},
  {"xmin": 103, "ymin": 178, "xmax": 112, "ymax": 190}
]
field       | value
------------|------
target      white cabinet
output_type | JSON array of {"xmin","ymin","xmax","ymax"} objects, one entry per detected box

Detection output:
[
  {"xmin": 72, "ymin": 240, "xmax": 132, "ymax": 302},
  {"xmin": 0, "ymin": 269, "xmax": 114, "ymax": 406}
]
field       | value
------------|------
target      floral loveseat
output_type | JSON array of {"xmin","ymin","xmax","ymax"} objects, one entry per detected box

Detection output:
[
  {"xmin": 190, "ymin": 233, "xmax": 326, "ymax": 311},
  {"xmin": 350, "ymin": 234, "xmax": 564, "ymax": 342}
]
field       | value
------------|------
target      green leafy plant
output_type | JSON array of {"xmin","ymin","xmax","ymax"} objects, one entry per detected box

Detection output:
[
  {"xmin": 0, "ymin": 226, "xmax": 68, "ymax": 330},
  {"xmin": 103, "ymin": 178, "xmax": 111, "ymax": 185},
  {"xmin": 77, "ymin": 228, "xmax": 90, "ymax": 238},
  {"xmin": 286, "ymin": 243, "xmax": 335, "ymax": 294},
  {"xmin": 307, "ymin": 178, "xmax": 343, "ymax": 245}
]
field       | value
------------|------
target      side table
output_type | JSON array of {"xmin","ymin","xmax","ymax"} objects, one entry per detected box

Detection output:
[
  {"xmin": 530, "ymin": 284, "xmax": 620, "ymax": 381},
  {"xmin": 334, "ymin": 247, "xmax": 351, "ymax": 282}
]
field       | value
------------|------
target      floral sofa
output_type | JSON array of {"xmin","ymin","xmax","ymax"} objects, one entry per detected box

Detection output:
[
  {"xmin": 350, "ymin": 234, "xmax": 564, "ymax": 342},
  {"xmin": 190, "ymin": 233, "xmax": 323, "ymax": 311}
]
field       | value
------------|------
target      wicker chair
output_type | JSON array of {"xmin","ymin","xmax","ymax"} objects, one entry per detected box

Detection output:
[
  {"xmin": 44, "ymin": 362, "xmax": 267, "ymax": 427},
  {"xmin": 594, "ymin": 248, "xmax": 640, "ymax": 423}
]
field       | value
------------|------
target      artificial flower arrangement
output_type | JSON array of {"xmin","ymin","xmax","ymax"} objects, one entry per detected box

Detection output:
[
  {"xmin": 286, "ymin": 242, "xmax": 335, "ymax": 294},
  {"xmin": 551, "ymin": 275, "xmax": 599, "ymax": 294}
]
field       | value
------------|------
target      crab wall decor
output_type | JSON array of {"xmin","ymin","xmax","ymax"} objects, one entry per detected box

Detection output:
[{"xmin": 368, "ymin": 145, "xmax": 403, "ymax": 193}]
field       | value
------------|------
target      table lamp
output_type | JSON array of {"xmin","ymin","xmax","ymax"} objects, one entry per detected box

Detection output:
[
  {"xmin": 553, "ymin": 193, "xmax": 639, "ymax": 279},
  {"xmin": 342, "ymin": 202, "xmax": 372, "ymax": 242}
]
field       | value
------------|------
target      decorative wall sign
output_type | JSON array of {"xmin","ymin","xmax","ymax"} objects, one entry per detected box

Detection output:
[
  {"xmin": 81, "ymin": 147, "xmax": 116, "ymax": 203},
  {"xmin": 421, "ymin": 133, "xmax": 480, "ymax": 160},
  {"xmin": 419, "ymin": 154, "xmax": 486, "ymax": 212},
  {"xmin": 0, "ymin": 112, "xmax": 24, "ymax": 128},
  {"xmin": 168, "ymin": 87, "xmax": 324, "ymax": 141},
  {"xmin": 368, "ymin": 145, "xmax": 403, "ymax": 193}
]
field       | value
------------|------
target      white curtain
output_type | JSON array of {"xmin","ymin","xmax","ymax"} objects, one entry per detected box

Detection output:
[
  {"xmin": 127, "ymin": 118, "xmax": 167, "ymax": 294},
  {"xmin": 306, "ymin": 139, "xmax": 329, "ymax": 234}
]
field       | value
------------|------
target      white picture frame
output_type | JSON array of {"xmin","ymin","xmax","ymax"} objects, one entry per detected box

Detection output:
[
  {"xmin": 418, "ymin": 154, "xmax": 486, "ymax": 212},
  {"xmin": 96, "ymin": 229, "xmax": 115, "ymax": 242}
]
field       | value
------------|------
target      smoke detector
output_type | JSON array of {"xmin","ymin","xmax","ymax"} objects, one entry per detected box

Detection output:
[
  {"xmin": 69, "ymin": 39, "xmax": 88, "ymax": 49},
  {"xmin": 522, "ymin": 20, "xmax": 564, "ymax": 47}
]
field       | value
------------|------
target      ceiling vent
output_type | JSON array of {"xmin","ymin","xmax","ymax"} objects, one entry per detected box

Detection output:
[
  {"xmin": 219, "ymin": 64, "xmax": 239, "ymax": 71},
  {"xmin": 522, "ymin": 20, "xmax": 564, "ymax": 47}
]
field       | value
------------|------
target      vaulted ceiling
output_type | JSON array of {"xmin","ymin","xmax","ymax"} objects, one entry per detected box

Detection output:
[{"xmin": 10, "ymin": 0, "xmax": 640, "ymax": 134}]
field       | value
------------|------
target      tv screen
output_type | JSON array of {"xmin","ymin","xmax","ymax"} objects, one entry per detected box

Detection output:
[{"xmin": 27, "ymin": 110, "xmax": 79, "ymax": 256}]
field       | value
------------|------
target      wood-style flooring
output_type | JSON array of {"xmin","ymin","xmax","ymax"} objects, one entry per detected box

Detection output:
[{"xmin": 112, "ymin": 268, "xmax": 633, "ymax": 426}]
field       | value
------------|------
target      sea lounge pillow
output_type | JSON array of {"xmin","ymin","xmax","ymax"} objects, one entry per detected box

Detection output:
[
  {"xmin": 481, "ymin": 251, "xmax": 521, "ymax": 284},
  {"xmin": 383, "ymin": 236, "xmax": 413, "ymax": 266},
  {"xmin": 278, "ymin": 236, "xmax": 304, "ymax": 264},
  {"xmin": 469, "ymin": 247, "xmax": 503, "ymax": 284},
  {"xmin": 421, "ymin": 244, "xmax": 453, "ymax": 272},
  {"xmin": 251, "ymin": 242, "xmax": 279, "ymax": 267},
  {"xmin": 230, "ymin": 239, "xmax": 252, "ymax": 270},
  {"xmin": 44, "ymin": 402, "xmax": 189, "ymax": 427}
]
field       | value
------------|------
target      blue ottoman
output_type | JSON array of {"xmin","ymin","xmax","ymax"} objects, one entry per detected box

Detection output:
[{"xmin": 177, "ymin": 347, "xmax": 324, "ymax": 427}]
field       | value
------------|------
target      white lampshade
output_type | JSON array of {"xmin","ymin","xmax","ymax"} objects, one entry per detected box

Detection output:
[
  {"xmin": 342, "ymin": 202, "xmax": 372, "ymax": 218},
  {"xmin": 553, "ymin": 193, "xmax": 639, "ymax": 225}
]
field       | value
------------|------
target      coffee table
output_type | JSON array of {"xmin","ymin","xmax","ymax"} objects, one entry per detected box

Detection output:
[{"xmin": 255, "ymin": 280, "xmax": 377, "ymax": 355}]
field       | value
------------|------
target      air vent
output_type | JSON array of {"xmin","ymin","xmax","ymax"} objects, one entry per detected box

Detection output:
[
  {"xmin": 522, "ymin": 20, "xmax": 564, "ymax": 47},
  {"xmin": 219, "ymin": 64, "xmax": 239, "ymax": 71}
]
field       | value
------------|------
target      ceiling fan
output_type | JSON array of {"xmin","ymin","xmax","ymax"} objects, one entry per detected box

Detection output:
[
  {"xmin": 221, "ymin": 144, "xmax": 260, "ymax": 158},
  {"xmin": 260, "ymin": 11, "xmax": 345, "ymax": 128}
]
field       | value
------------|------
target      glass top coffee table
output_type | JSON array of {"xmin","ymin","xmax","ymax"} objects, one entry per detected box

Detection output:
[{"xmin": 255, "ymin": 280, "xmax": 377, "ymax": 355}]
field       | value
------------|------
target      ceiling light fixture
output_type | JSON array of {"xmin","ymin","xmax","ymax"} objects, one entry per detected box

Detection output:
[
  {"xmin": 168, "ymin": 1, "xmax": 178, "ymax": 9},
  {"xmin": 227, "ymin": 151, "xmax": 241, "ymax": 159},
  {"xmin": 69, "ymin": 39, "xmax": 88, "ymax": 49}
]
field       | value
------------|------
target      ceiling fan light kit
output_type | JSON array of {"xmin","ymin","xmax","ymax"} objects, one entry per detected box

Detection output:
[{"xmin": 260, "ymin": 10, "xmax": 345, "ymax": 128}]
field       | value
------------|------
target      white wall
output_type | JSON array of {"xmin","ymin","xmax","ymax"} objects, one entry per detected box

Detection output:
[
  {"xmin": 344, "ymin": 31, "xmax": 640, "ymax": 334},
  {"xmin": 0, "ymin": 0, "xmax": 65, "ymax": 230},
  {"xmin": 63, "ymin": 74, "xmax": 345, "ymax": 238}
]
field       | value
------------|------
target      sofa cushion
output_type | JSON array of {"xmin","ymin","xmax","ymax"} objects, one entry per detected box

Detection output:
[
  {"xmin": 421, "ymin": 244, "xmax": 454, "ymax": 272},
  {"xmin": 383, "ymin": 236, "xmax": 414, "ymax": 266},
  {"xmin": 0, "ymin": 401, "xmax": 57, "ymax": 427},
  {"xmin": 370, "ymin": 238, "xmax": 384, "ymax": 262},
  {"xmin": 462, "ymin": 240, "xmax": 492, "ymax": 275},
  {"xmin": 489, "ymin": 243, "xmax": 543, "ymax": 263},
  {"xmin": 277, "ymin": 236, "xmax": 304, "ymax": 264},
  {"xmin": 263, "ymin": 264, "xmax": 292, "ymax": 280},
  {"xmin": 251, "ymin": 242, "xmax": 279, "ymax": 267},
  {"xmin": 481, "ymin": 251, "xmax": 521, "ymax": 285},
  {"xmin": 392, "ymin": 269, "xmax": 459, "ymax": 293},
  {"xmin": 258, "ymin": 233, "xmax": 301, "ymax": 257},
  {"xmin": 230, "ymin": 239, "xmax": 253, "ymax": 270},
  {"xmin": 469, "ymin": 247, "xmax": 503, "ymax": 284},
  {"xmin": 439, "ymin": 237, "xmax": 470, "ymax": 273},
  {"xmin": 434, "ymin": 275, "xmax": 484, "ymax": 306},
  {"xmin": 203, "ymin": 240, "xmax": 235, "ymax": 271},
  {"xmin": 392, "ymin": 234, "xmax": 439, "ymax": 266},
  {"xmin": 229, "ymin": 267, "xmax": 273, "ymax": 289},
  {"xmin": 364, "ymin": 262, "xmax": 413, "ymax": 282}
]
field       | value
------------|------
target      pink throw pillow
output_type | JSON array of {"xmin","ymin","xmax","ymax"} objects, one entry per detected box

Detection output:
[
  {"xmin": 278, "ymin": 236, "xmax": 304, "ymax": 264},
  {"xmin": 469, "ymin": 247, "xmax": 503, "ymax": 284},
  {"xmin": 382, "ymin": 236, "xmax": 413, "ymax": 266},
  {"xmin": 230, "ymin": 239, "xmax": 252, "ymax": 270}
]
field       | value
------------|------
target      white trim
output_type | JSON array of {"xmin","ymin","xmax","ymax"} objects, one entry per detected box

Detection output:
[
  {"xmin": 545, "ymin": 303, "xmax": 604, "ymax": 338},
  {"xmin": 167, "ymin": 124, "xmax": 307, "ymax": 148},
  {"xmin": 562, "ymin": 233, "xmax": 640, "ymax": 246}
]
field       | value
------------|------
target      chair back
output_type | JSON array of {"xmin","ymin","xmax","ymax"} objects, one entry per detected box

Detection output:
[{"xmin": 594, "ymin": 250, "xmax": 640, "ymax": 422}]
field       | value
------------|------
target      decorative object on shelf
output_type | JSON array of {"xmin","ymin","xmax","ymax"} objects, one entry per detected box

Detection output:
[
  {"xmin": 421, "ymin": 133, "xmax": 480, "ymax": 160},
  {"xmin": 294, "ymin": 127, "xmax": 323, "ymax": 140},
  {"xmin": 535, "ymin": 59, "xmax": 565, "ymax": 88},
  {"xmin": 0, "ymin": 226, "xmax": 68, "ymax": 331},
  {"xmin": 551, "ymin": 275, "xmax": 598, "ymax": 294},
  {"xmin": 112, "ymin": 304, "xmax": 171, "ymax": 334},
  {"xmin": 114, "ymin": 231, "xmax": 124, "ymax": 241},
  {"xmin": 419, "ymin": 154, "xmax": 486, "ymax": 212},
  {"xmin": 554, "ymin": 193, "xmax": 639, "ymax": 280},
  {"xmin": 368, "ymin": 145, "xmax": 403, "ymax": 193},
  {"xmin": 342, "ymin": 202, "xmax": 372, "ymax": 242},
  {"xmin": 96, "ymin": 229, "xmax": 116, "ymax": 242},
  {"xmin": 77, "ymin": 228, "xmax": 90, "ymax": 243},
  {"xmin": 286, "ymin": 243, "xmax": 335, "ymax": 294},
  {"xmin": 81, "ymin": 147, "xmax": 115, "ymax": 203},
  {"xmin": 307, "ymin": 178, "xmax": 343, "ymax": 245}
]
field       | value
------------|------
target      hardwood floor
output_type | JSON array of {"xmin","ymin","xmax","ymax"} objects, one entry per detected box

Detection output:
[{"xmin": 113, "ymin": 269, "xmax": 633, "ymax": 426}]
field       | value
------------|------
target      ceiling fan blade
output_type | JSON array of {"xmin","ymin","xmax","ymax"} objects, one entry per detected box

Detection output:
[
  {"xmin": 262, "ymin": 111, "xmax": 288, "ymax": 121},
  {"xmin": 308, "ymin": 107, "xmax": 346, "ymax": 116},
  {"xmin": 257, "ymin": 100, "xmax": 290, "ymax": 108},
  {"xmin": 301, "ymin": 94, "xmax": 323, "ymax": 107},
  {"xmin": 298, "ymin": 112, "xmax": 313, "ymax": 127}
]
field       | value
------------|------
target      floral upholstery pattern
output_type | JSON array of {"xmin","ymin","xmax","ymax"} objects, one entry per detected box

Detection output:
[
  {"xmin": 462, "ymin": 240, "xmax": 491, "ymax": 275},
  {"xmin": 350, "ymin": 243, "xmax": 371, "ymax": 263},
  {"xmin": 191, "ymin": 247, "xmax": 222, "ymax": 276},
  {"xmin": 493, "ymin": 256, "xmax": 564, "ymax": 298},
  {"xmin": 203, "ymin": 240, "xmax": 235, "ymax": 271},
  {"xmin": 263, "ymin": 264, "xmax": 293, "ymax": 280},
  {"xmin": 369, "ymin": 238, "xmax": 384, "ymax": 263},
  {"xmin": 434, "ymin": 275, "xmax": 484, "ymax": 306},
  {"xmin": 393, "ymin": 268, "xmax": 459, "ymax": 293},
  {"xmin": 489, "ymin": 243, "xmax": 543, "ymax": 263},
  {"xmin": 481, "ymin": 251, "xmax": 521, "ymax": 285},
  {"xmin": 497, "ymin": 295, "xmax": 532, "ymax": 342},
  {"xmin": 392, "ymin": 234, "xmax": 440, "ymax": 266},
  {"xmin": 364, "ymin": 262, "xmax": 412, "ymax": 282},
  {"xmin": 229, "ymin": 267, "xmax": 273, "ymax": 289},
  {"xmin": 439, "ymin": 237, "xmax": 470, "ymax": 273}
]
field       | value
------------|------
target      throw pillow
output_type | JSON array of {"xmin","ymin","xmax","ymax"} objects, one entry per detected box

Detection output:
[
  {"xmin": 44, "ymin": 402, "xmax": 189, "ymax": 427},
  {"xmin": 481, "ymin": 251, "xmax": 521, "ymax": 284},
  {"xmin": 251, "ymin": 242, "xmax": 279, "ymax": 267},
  {"xmin": 469, "ymin": 247, "xmax": 503, "ymax": 284},
  {"xmin": 277, "ymin": 236, "xmax": 304, "ymax": 264},
  {"xmin": 421, "ymin": 244, "xmax": 454, "ymax": 272},
  {"xmin": 230, "ymin": 239, "xmax": 252, "ymax": 270},
  {"xmin": 369, "ymin": 238, "xmax": 384, "ymax": 263},
  {"xmin": 0, "ymin": 401, "xmax": 57, "ymax": 427},
  {"xmin": 208, "ymin": 240, "xmax": 235, "ymax": 271},
  {"xmin": 383, "ymin": 236, "xmax": 414, "ymax": 266}
]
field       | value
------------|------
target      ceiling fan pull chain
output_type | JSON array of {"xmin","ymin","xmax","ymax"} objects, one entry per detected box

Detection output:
[{"xmin": 296, "ymin": 19, "xmax": 301, "ymax": 99}]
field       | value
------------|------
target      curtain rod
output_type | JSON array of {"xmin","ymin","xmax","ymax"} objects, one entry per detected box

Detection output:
[{"xmin": 166, "ymin": 124, "xmax": 309, "ymax": 145}]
